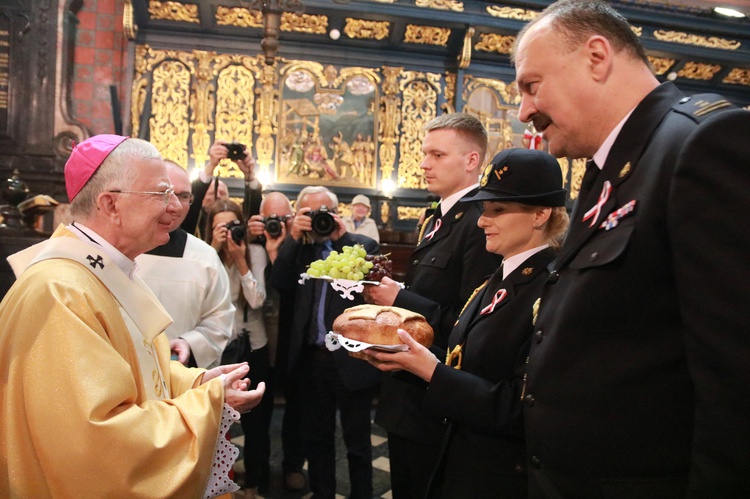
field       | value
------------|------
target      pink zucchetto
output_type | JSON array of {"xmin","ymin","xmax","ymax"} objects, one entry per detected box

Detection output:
[{"xmin": 64, "ymin": 134, "xmax": 129, "ymax": 201}]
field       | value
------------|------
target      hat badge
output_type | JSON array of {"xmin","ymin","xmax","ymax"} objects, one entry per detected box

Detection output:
[{"xmin": 480, "ymin": 162, "xmax": 494, "ymax": 187}]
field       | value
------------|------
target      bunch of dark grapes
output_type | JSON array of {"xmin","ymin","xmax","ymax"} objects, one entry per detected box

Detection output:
[{"xmin": 365, "ymin": 254, "xmax": 393, "ymax": 281}]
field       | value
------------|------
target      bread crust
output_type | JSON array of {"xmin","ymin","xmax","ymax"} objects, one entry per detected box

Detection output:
[{"xmin": 333, "ymin": 304, "xmax": 434, "ymax": 348}]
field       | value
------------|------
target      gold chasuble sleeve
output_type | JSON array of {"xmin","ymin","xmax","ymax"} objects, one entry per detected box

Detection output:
[{"xmin": 0, "ymin": 258, "xmax": 225, "ymax": 498}]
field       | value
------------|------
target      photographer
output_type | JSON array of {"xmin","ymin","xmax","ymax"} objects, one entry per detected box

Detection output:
[
  {"xmin": 182, "ymin": 139, "xmax": 262, "ymax": 237},
  {"xmin": 269, "ymin": 186, "xmax": 381, "ymax": 499},
  {"xmin": 204, "ymin": 199, "xmax": 272, "ymax": 496}
]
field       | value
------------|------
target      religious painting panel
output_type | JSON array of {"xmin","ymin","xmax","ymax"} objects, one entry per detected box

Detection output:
[{"xmin": 276, "ymin": 62, "xmax": 380, "ymax": 189}]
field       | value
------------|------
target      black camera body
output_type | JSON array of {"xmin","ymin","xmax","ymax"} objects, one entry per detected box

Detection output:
[
  {"xmin": 225, "ymin": 141, "xmax": 247, "ymax": 161},
  {"xmin": 261, "ymin": 215, "xmax": 285, "ymax": 239},
  {"xmin": 307, "ymin": 206, "xmax": 335, "ymax": 236},
  {"xmin": 225, "ymin": 220, "xmax": 247, "ymax": 244}
]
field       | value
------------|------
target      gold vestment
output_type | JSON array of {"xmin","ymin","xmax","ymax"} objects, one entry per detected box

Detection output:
[{"xmin": 0, "ymin": 227, "xmax": 227, "ymax": 497}]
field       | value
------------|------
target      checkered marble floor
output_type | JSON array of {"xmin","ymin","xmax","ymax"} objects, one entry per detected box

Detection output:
[{"xmin": 231, "ymin": 407, "xmax": 392, "ymax": 498}]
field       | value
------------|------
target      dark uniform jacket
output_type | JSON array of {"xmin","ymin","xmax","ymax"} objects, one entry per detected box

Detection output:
[
  {"xmin": 423, "ymin": 247, "xmax": 556, "ymax": 498},
  {"xmin": 269, "ymin": 231, "xmax": 382, "ymax": 392},
  {"xmin": 376, "ymin": 193, "xmax": 503, "ymax": 443},
  {"xmin": 525, "ymin": 83, "xmax": 750, "ymax": 497}
]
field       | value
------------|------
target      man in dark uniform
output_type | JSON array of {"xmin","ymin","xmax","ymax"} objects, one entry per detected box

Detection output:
[
  {"xmin": 365, "ymin": 113, "xmax": 503, "ymax": 498},
  {"xmin": 512, "ymin": 1, "xmax": 750, "ymax": 496}
]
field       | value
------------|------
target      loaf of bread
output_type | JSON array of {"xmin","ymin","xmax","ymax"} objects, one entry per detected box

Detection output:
[{"xmin": 332, "ymin": 304, "xmax": 434, "ymax": 351}]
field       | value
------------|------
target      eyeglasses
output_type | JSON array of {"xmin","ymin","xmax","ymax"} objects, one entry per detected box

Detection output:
[
  {"xmin": 108, "ymin": 187, "xmax": 176, "ymax": 206},
  {"xmin": 175, "ymin": 192, "xmax": 194, "ymax": 205}
]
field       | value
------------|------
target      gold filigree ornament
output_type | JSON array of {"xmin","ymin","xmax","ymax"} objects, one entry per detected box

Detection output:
[
  {"xmin": 485, "ymin": 5, "xmax": 538, "ymax": 20},
  {"xmin": 723, "ymin": 68, "xmax": 750, "ymax": 86},
  {"xmin": 653, "ymin": 30, "xmax": 740, "ymax": 50},
  {"xmin": 677, "ymin": 62, "xmax": 722, "ymax": 81},
  {"xmin": 404, "ymin": 25, "xmax": 451, "ymax": 46},
  {"xmin": 415, "ymin": 0, "xmax": 464, "ymax": 12},
  {"xmin": 344, "ymin": 18, "xmax": 390, "ymax": 40},
  {"xmin": 281, "ymin": 12, "xmax": 328, "ymax": 35},
  {"xmin": 647, "ymin": 56, "xmax": 675, "ymax": 76},
  {"xmin": 474, "ymin": 33, "xmax": 515, "ymax": 55},
  {"xmin": 148, "ymin": 1, "xmax": 200, "ymax": 23},
  {"xmin": 215, "ymin": 6, "xmax": 262, "ymax": 28},
  {"xmin": 123, "ymin": 0, "xmax": 138, "ymax": 40}
]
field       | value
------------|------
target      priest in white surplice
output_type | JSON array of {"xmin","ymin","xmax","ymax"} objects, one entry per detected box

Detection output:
[{"xmin": 137, "ymin": 160, "xmax": 235, "ymax": 369}]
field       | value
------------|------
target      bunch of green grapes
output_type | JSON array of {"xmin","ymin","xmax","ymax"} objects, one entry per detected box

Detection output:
[{"xmin": 306, "ymin": 244, "xmax": 374, "ymax": 280}]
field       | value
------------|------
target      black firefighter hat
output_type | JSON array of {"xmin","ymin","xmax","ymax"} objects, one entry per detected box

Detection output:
[{"xmin": 462, "ymin": 148, "xmax": 567, "ymax": 207}]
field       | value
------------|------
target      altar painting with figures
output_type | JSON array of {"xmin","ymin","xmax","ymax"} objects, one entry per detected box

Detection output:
[{"xmin": 276, "ymin": 64, "xmax": 379, "ymax": 189}]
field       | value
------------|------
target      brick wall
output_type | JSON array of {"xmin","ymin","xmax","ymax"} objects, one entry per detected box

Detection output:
[{"xmin": 71, "ymin": 0, "xmax": 128, "ymax": 135}]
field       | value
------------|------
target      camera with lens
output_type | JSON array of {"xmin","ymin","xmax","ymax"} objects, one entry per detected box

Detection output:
[
  {"xmin": 225, "ymin": 220, "xmax": 247, "ymax": 244},
  {"xmin": 307, "ymin": 206, "xmax": 335, "ymax": 236},
  {"xmin": 261, "ymin": 215, "xmax": 285, "ymax": 239},
  {"xmin": 225, "ymin": 141, "xmax": 247, "ymax": 161}
]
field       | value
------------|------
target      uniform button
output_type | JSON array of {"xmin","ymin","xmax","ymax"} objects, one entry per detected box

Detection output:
[
  {"xmin": 590, "ymin": 251, "xmax": 598, "ymax": 261},
  {"xmin": 530, "ymin": 455, "xmax": 541, "ymax": 469},
  {"xmin": 514, "ymin": 464, "xmax": 524, "ymax": 473},
  {"xmin": 430, "ymin": 257, "xmax": 437, "ymax": 263},
  {"xmin": 534, "ymin": 330, "xmax": 543, "ymax": 343},
  {"xmin": 524, "ymin": 394, "xmax": 535, "ymax": 407},
  {"xmin": 679, "ymin": 96, "xmax": 691, "ymax": 104},
  {"xmin": 412, "ymin": 259, "xmax": 419, "ymax": 266},
  {"xmin": 547, "ymin": 270, "xmax": 559, "ymax": 283}
]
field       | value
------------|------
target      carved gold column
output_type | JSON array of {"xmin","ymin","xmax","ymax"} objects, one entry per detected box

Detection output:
[
  {"xmin": 255, "ymin": 60, "xmax": 279, "ymax": 173},
  {"xmin": 190, "ymin": 51, "xmax": 216, "ymax": 169},
  {"xmin": 378, "ymin": 66, "xmax": 402, "ymax": 182}
]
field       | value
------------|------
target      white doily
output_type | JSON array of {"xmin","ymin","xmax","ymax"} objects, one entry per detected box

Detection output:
[
  {"xmin": 299, "ymin": 273, "xmax": 402, "ymax": 300},
  {"xmin": 203, "ymin": 403, "xmax": 241, "ymax": 499},
  {"xmin": 325, "ymin": 332, "xmax": 409, "ymax": 353}
]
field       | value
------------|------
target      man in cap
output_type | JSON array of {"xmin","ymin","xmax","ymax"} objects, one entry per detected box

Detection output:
[
  {"xmin": 137, "ymin": 160, "xmax": 235, "ymax": 369},
  {"xmin": 364, "ymin": 113, "xmax": 503, "ymax": 498},
  {"xmin": 0, "ymin": 135, "xmax": 265, "ymax": 497},
  {"xmin": 512, "ymin": 0, "xmax": 750, "ymax": 495},
  {"xmin": 343, "ymin": 194, "xmax": 380, "ymax": 243}
]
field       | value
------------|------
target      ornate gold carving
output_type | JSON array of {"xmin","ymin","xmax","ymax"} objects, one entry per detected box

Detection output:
[
  {"xmin": 463, "ymin": 77, "xmax": 520, "ymax": 106},
  {"xmin": 723, "ymin": 68, "xmax": 750, "ymax": 86},
  {"xmin": 150, "ymin": 60, "xmax": 192, "ymax": 167},
  {"xmin": 647, "ymin": 56, "xmax": 675, "ymax": 75},
  {"xmin": 148, "ymin": 1, "xmax": 199, "ymax": 23},
  {"xmin": 443, "ymin": 72, "xmax": 456, "ymax": 113},
  {"xmin": 415, "ymin": 0, "xmax": 463, "ymax": 11},
  {"xmin": 404, "ymin": 25, "xmax": 451, "ymax": 46},
  {"xmin": 458, "ymin": 27, "xmax": 474, "ymax": 69},
  {"xmin": 397, "ymin": 71, "xmax": 441, "ymax": 189},
  {"xmin": 123, "ymin": 0, "xmax": 138, "ymax": 40},
  {"xmin": 653, "ymin": 30, "xmax": 740, "ymax": 50},
  {"xmin": 485, "ymin": 6, "xmax": 538, "ymax": 20},
  {"xmin": 380, "ymin": 201, "xmax": 390, "ymax": 225},
  {"xmin": 677, "ymin": 62, "xmax": 721, "ymax": 81},
  {"xmin": 474, "ymin": 33, "xmax": 515, "ymax": 55},
  {"xmin": 631, "ymin": 26, "xmax": 642, "ymax": 37},
  {"xmin": 397, "ymin": 206, "xmax": 424, "ymax": 221},
  {"xmin": 216, "ymin": 6, "xmax": 262, "ymax": 28},
  {"xmin": 568, "ymin": 158, "xmax": 587, "ymax": 200},
  {"xmin": 344, "ymin": 18, "xmax": 390, "ymax": 40},
  {"xmin": 189, "ymin": 51, "xmax": 217, "ymax": 170},
  {"xmin": 379, "ymin": 66, "xmax": 403, "ymax": 181},
  {"xmin": 255, "ymin": 62, "xmax": 279, "ymax": 172},
  {"xmin": 281, "ymin": 12, "xmax": 328, "ymax": 34},
  {"xmin": 215, "ymin": 63, "xmax": 256, "ymax": 178}
]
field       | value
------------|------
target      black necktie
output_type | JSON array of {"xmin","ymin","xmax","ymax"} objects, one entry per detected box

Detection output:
[
  {"xmin": 578, "ymin": 159, "xmax": 599, "ymax": 203},
  {"xmin": 433, "ymin": 203, "xmax": 443, "ymax": 221}
]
